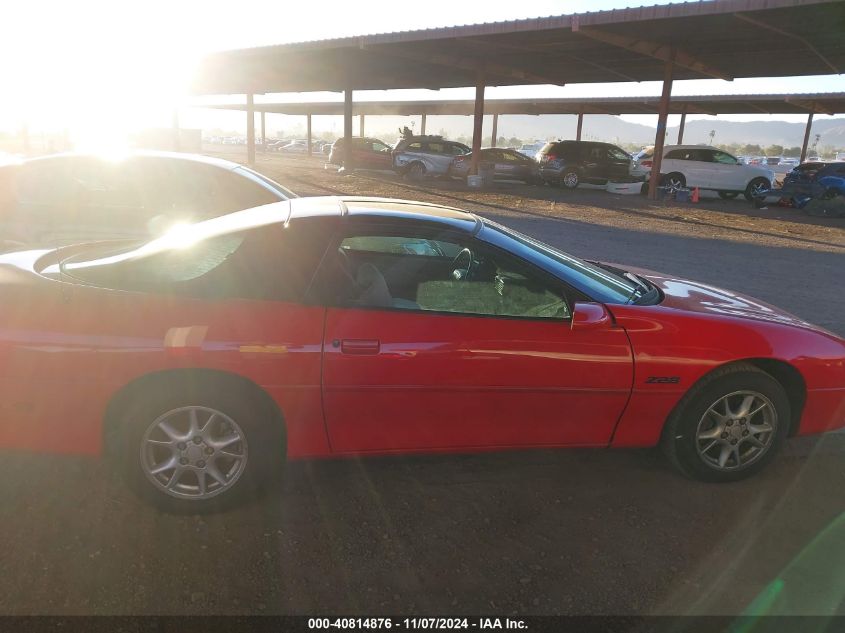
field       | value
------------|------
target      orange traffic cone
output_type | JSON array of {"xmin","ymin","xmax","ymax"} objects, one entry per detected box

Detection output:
[{"xmin": 691, "ymin": 187, "xmax": 700, "ymax": 203}]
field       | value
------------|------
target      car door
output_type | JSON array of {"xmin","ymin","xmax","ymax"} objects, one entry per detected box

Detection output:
[
  {"xmin": 581, "ymin": 144, "xmax": 606, "ymax": 183},
  {"xmin": 369, "ymin": 140, "xmax": 394, "ymax": 170},
  {"xmin": 708, "ymin": 149, "xmax": 743, "ymax": 190},
  {"xmin": 605, "ymin": 146, "xmax": 633, "ymax": 181},
  {"xmin": 483, "ymin": 149, "xmax": 509, "ymax": 178},
  {"xmin": 663, "ymin": 149, "xmax": 712, "ymax": 189},
  {"xmin": 497, "ymin": 150, "xmax": 529, "ymax": 180},
  {"xmin": 315, "ymin": 220, "xmax": 633, "ymax": 453}
]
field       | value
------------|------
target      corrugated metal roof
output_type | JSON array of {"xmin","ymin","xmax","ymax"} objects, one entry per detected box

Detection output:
[{"xmin": 192, "ymin": 0, "xmax": 845, "ymax": 94}]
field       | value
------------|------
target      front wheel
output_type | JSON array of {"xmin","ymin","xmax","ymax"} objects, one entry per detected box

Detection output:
[
  {"xmin": 661, "ymin": 364, "xmax": 790, "ymax": 483},
  {"xmin": 744, "ymin": 177, "xmax": 771, "ymax": 201},
  {"xmin": 118, "ymin": 381, "xmax": 285, "ymax": 512}
]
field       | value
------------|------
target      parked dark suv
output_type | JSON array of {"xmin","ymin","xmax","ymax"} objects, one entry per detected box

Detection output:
[{"xmin": 537, "ymin": 141, "xmax": 632, "ymax": 188}]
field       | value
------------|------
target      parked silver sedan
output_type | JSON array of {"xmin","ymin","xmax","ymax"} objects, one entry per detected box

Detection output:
[
  {"xmin": 392, "ymin": 136, "xmax": 470, "ymax": 181},
  {"xmin": 448, "ymin": 148, "xmax": 541, "ymax": 183}
]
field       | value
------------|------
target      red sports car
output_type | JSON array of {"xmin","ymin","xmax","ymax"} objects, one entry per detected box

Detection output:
[{"xmin": 1, "ymin": 196, "xmax": 843, "ymax": 511}]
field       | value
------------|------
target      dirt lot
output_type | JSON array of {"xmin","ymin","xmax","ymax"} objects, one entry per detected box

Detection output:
[{"xmin": 0, "ymin": 149, "xmax": 842, "ymax": 617}]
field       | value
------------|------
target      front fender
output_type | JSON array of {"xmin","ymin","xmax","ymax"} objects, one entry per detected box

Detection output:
[{"xmin": 607, "ymin": 305, "xmax": 845, "ymax": 447}]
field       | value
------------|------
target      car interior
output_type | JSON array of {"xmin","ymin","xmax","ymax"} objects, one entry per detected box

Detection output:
[{"xmin": 325, "ymin": 233, "xmax": 571, "ymax": 320}]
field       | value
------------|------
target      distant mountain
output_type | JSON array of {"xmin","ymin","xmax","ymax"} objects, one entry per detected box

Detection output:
[
  {"xmin": 361, "ymin": 114, "xmax": 845, "ymax": 149},
  {"xmin": 670, "ymin": 118, "xmax": 845, "ymax": 148}
]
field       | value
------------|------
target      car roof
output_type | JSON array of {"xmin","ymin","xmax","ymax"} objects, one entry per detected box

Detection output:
[
  {"xmin": 290, "ymin": 196, "xmax": 479, "ymax": 231},
  {"xmin": 663, "ymin": 145, "xmax": 723, "ymax": 151},
  {"xmin": 20, "ymin": 150, "xmax": 243, "ymax": 171}
]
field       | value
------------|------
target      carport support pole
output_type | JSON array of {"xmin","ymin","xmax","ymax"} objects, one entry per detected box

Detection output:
[
  {"xmin": 360, "ymin": 114, "xmax": 365, "ymax": 137},
  {"xmin": 800, "ymin": 113, "xmax": 814, "ymax": 163},
  {"xmin": 677, "ymin": 109, "xmax": 687, "ymax": 144},
  {"xmin": 648, "ymin": 57, "xmax": 675, "ymax": 200},
  {"xmin": 307, "ymin": 114, "xmax": 313, "ymax": 156},
  {"xmin": 420, "ymin": 114, "xmax": 426, "ymax": 135},
  {"xmin": 469, "ymin": 71, "xmax": 486, "ymax": 176},
  {"xmin": 576, "ymin": 113, "xmax": 583, "ymax": 141},
  {"xmin": 343, "ymin": 87, "xmax": 353, "ymax": 171},
  {"xmin": 246, "ymin": 93, "xmax": 256, "ymax": 167},
  {"xmin": 491, "ymin": 113, "xmax": 499, "ymax": 147},
  {"xmin": 260, "ymin": 111, "xmax": 266, "ymax": 153}
]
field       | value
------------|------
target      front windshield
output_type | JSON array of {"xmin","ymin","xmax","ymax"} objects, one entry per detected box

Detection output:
[{"xmin": 478, "ymin": 219, "xmax": 639, "ymax": 304}]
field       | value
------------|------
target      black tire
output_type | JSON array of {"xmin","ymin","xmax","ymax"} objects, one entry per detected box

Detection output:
[
  {"xmin": 405, "ymin": 162, "xmax": 426, "ymax": 182},
  {"xmin": 660, "ymin": 172, "xmax": 686, "ymax": 192},
  {"xmin": 718, "ymin": 191, "xmax": 739, "ymax": 200},
  {"xmin": 661, "ymin": 363, "xmax": 790, "ymax": 483},
  {"xmin": 744, "ymin": 177, "xmax": 771, "ymax": 201},
  {"xmin": 560, "ymin": 170, "xmax": 580, "ymax": 189},
  {"xmin": 116, "ymin": 378, "xmax": 286, "ymax": 513}
]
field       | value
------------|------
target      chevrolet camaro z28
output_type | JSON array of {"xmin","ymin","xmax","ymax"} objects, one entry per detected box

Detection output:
[{"xmin": 0, "ymin": 197, "xmax": 842, "ymax": 511}]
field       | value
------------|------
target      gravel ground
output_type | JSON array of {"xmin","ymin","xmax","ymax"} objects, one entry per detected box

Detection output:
[{"xmin": 0, "ymin": 150, "xmax": 842, "ymax": 617}]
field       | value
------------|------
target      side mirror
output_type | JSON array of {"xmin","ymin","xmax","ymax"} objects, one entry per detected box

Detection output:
[{"xmin": 571, "ymin": 302, "xmax": 612, "ymax": 331}]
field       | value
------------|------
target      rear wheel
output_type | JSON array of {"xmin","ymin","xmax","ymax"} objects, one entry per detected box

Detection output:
[
  {"xmin": 561, "ymin": 170, "xmax": 579, "ymax": 189},
  {"xmin": 661, "ymin": 172, "xmax": 686, "ymax": 193},
  {"xmin": 661, "ymin": 364, "xmax": 789, "ymax": 482},
  {"xmin": 744, "ymin": 177, "xmax": 770, "ymax": 201},
  {"xmin": 117, "ymin": 381, "xmax": 285, "ymax": 512},
  {"xmin": 405, "ymin": 162, "xmax": 426, "ymax": 182}
]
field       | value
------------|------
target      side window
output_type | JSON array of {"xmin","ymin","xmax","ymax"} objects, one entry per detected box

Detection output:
[
  {"xmin": 372, "ymin": 141, "xmax": 391, "ymax": 153},
  {"xmin": 690, "ymin": 150, "xmax": 714, "ymax": 162},
  {"xmin": 406, "ymin": 142, "xmax": 423, "ymax": 151},
  {"xmin": 501, "ymin": 151, "xmax": 523, "ymax": 163},
  {"xmin": 447, "ymin": 143, "xmax": 469, "ymax": 156},
  {"xmin": 587, "ymin": 146, "xmax": 605, "ymax": 161},
  {"xmin": 319, "ymin": 229, "xmax": 570, "ymax": 320},
  {"xmin": 711, "ymin": 151, "xmax": 737, "ymax": 165},
  {"xmin": 665, "ymin": 149, "xmax": 687, "ymax": 160},
  {"xmin": 426, "ymin": 142, "xmax": 446, "ymax": 154},
  {"xmin": 341, "ymin": 235, "xmax": 460, "ymax": 257},
  {"xmin": 608, "ymin": 147, "xmax": 630, "ymax": 161}
]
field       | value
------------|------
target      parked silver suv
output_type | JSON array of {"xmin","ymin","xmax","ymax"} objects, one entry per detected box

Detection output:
[{"xmin": 393, "ymin": 136, "xmax": 470, "ymax": 181}]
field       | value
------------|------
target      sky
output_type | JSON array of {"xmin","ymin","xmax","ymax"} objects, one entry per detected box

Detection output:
[{"xmin": 3, "ymin": 0, "xmax": 844, "ymax": 144}]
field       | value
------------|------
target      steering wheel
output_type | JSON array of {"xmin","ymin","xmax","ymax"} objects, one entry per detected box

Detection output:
[{"xmin": 451, "ymin": 247, "xmax": 474, "ymax": 281}]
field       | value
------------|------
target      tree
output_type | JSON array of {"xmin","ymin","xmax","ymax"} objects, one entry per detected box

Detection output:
[
  {"xmin": 741, "ymin": 144, "xmax": 762, "ymax": 156},
  {"xmin": 764, "ymin": 144, "xmax": 784, "ymax": 157},
  {"xmin": 782, "ymin": 146, "xmax": 801, "ymax": 157}
]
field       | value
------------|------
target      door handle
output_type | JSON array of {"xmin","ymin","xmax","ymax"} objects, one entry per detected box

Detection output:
[{"xmin": 340, "ymin": 339, "xmax": 380, "ymax": 355}]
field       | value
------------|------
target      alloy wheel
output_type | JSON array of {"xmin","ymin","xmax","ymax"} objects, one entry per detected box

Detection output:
[
  {"xmin": 140, "ymin": 406, "xmax": 249, "ymax": 500},
  {"xmin": 695, "ymin": 390, "xmax": 777, "ymax": 471}
]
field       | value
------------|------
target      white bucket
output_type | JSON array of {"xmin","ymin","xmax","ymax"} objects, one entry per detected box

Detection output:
[{"xmin": 467, "ymin": 175, "xmax": 483, "ymax": 188}]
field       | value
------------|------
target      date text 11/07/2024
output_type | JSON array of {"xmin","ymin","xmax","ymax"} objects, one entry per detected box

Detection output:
[{"xmin": 307, "ymin": 618, "xmax": 528, "ymax": 630}]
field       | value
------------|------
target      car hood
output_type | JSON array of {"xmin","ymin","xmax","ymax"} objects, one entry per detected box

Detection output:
[{"xmin": 624, "ymin": 265, "xmax": 815, "ymax": 330}]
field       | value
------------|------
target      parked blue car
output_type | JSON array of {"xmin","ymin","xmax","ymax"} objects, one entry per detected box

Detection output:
[{"xmin": 778, "ymin": 161, "xmax": 845, "ymax": 217}]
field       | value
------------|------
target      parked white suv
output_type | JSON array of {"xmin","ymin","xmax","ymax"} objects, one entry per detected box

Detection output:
[{"xmin": 638, "ymin": 145, "xmax": 774, "ymax": 200}]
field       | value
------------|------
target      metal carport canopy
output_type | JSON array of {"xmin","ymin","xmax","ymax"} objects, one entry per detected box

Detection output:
[
  {"xmin": 190, "ymin": 0, "xmax": 845, "ymax": 192},
  {"xmin": 191, "ymin": 0, "xmax": 845, "ymax": 94},
  {"xmin": 205, "ymin": 93, "xmax": 845, "ymax": 116}
]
